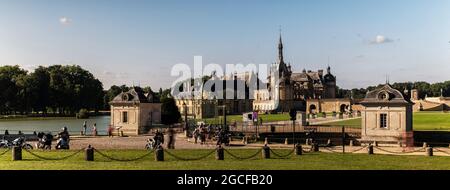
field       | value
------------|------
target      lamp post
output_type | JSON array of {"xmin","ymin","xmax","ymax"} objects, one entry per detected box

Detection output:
[
  {"xmin": 222, "ymin": 105, "xmax": 227, "ymax": 131},
  {"xmin": 183, "ymin": 102, "xmax": 188, "ymax": 137},
  {"xmin": 289, "ymin": 109, "xmax": 297, "ymax": 148}
]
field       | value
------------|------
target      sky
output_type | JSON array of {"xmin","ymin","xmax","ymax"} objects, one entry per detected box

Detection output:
[{"xmin": 1, "ymin": 0, "xmax": 450, "ymax": 90}]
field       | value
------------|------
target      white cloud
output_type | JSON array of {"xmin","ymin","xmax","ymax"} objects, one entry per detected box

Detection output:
[
  {"xmin": 59, "ymin": 17, "xmax": 71, "ymax": 25},
  {"xmin": 371, "ymin": 35, "xmax": 394, "ymax": 44}
]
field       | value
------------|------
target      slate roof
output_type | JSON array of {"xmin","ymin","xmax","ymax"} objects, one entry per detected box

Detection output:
[
  {"xmin": 110, "ymin": 87, "xmax": 155, "ymax": 104},
  {"xmin": 360, "ymin": 84, "xmax": 413, "ymax": 105}
]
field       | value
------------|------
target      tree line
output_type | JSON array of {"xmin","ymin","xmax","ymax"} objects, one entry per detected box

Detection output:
[
  {"xmin": 0, "ymin": 65, "xmax": 104, "ymax": 115},
  {"xmin": 336, "ymin": 81, "xmax": 450, "ymax": 99}
]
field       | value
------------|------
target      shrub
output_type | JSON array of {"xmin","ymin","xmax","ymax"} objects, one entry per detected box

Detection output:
[{"xmin": 77, "ymin": 109, "xmax": 90, "ymax": 119}]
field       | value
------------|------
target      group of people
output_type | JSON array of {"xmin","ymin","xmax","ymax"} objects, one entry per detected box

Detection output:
[
  {"xmin": 191, "ymin": 123, "xmax": 230, "ymax": 145},
  {"xmin": 149, "ymin": 128, "xmax": 176, "ymax": 149},
  {"xmin": 82, "ymin": 121, "xmax": 99, "ymax": 136},
  {"xmin": 36, "ymin": 126, "xmax": 70, "ymax": 149}
]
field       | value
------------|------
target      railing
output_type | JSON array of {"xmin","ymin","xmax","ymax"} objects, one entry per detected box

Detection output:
[{"xmin": 230, "ymin": 124, "xmax": 361, "ymax": 134}]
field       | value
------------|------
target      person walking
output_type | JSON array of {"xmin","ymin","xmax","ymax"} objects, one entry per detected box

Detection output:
[
  {"xmin": 82, "ymin": 121, "xmax": 87, "ymax": 136},
  {"xmin": 92, "ymin": 123, "xmax": 97, "ymax": 136},
  {"xmin": 167, "ymin": 128, "xmax": 175, "ymax": 149},
  {"xmin": 108, "ymin": 125, "xmax": 113, "ymax": 137}
]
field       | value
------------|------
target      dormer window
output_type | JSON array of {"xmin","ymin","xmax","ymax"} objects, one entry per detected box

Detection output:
[{"xmin": 377, "ymin": 91, "xmax": 390, "ymax": 101}]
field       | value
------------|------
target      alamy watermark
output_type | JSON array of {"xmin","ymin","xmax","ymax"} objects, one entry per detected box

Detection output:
[{"xmin": 170, "ymin": 56, "xmax": 280, "ymax": 102}]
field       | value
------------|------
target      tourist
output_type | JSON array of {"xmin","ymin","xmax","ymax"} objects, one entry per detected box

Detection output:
[
  {"xmin": 167, "ymin": 128, "xmax": 175, "ymax": 149},
  {"xmin": 193, "ymin": 127, "xmax": 199, "ymax": 144},
  {"xmin": 82, "ymin": 121, "xmax": 87, "ymax": 136},
  {"xmin": 92, "ymin": 123, "xmax": 97, "ymax": 136},
  {"xmin": 108, "ymin": 125, "xmax": 113, "ymax": 137}
]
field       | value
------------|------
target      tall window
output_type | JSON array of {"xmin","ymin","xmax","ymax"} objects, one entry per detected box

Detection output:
[
  {"xmin": 122, "ymin": 111, "xmax": 128, "ymax": 123},
  {"xmin": 380, "ymin": 113, "xmax": 387, "ymax": 128}
]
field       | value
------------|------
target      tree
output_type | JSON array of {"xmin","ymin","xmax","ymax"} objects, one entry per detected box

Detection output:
[{"xmin": 160, "ymin": 96, "xmax": 181, "ymax": 125}]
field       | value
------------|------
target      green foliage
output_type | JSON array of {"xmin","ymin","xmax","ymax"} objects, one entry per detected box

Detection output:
[
  {"xmin": 160, "ymin": 96, "xmax": 181, "ymax": 125},
  {"xmin": 76, "ymin": 109, "xmax": 90, "ymax": 119},
  {"xmin": 319, "ymin": 112, "xmax": 450, "ymax": 131},
  {"xmin": 0, "ymin": 65, "xmax": 104, "ymax": 115},
  {"xmin": 337, "ymin": 81, "xmax": 450, "ymax": 99}
]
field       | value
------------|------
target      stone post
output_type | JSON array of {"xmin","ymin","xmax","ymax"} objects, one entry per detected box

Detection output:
[
  {"xmin": 12, "ymin": 146, "xmax": 22, "ymax": 161},
  {"xmin": 295, "ymin": 144, "xmax": 302, "ymax": 155},
  {"xmin": 262, "ymin": 145, "xmax": 270, "ymax": 159},
  {"xmin": 349, "ymin": 140, "xmax": 354, "ymax": 147},
  {"xmin": 284, "ymin": 138, "xmax": 289, "ymax": 145},
  {"xmin": 216, "ymin": 146, "xmax": 224, "ymax": 160},
  {"xmin": 423, "ymin": 142, "xmax": 427, "ymax": 148},
  {"xmin": 155, "ymin": 146, "xmax": 164, "ymax": 161},
  {"xmin": 368, "ymin": 144, "xmax": 374, "ymax": 155},
  {"xmin": 426, "ymin": 147, "xmax": 433, "ymax": 157},
  {"xmin": 85, "ymin": 145, "xmax": 94, "ymax": 161}
]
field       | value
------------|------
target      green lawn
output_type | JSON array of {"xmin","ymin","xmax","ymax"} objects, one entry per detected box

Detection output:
[
  {"xmin": 1, "ymin": 149, "xmax": 450, "ymax": 170},
  {"xmin": 319, "ymin": 112, "xmax": 450, "ymax": 131},
  {"xmin": 199, "ymin": 113, "xmax": 290, "ymax": 124}
]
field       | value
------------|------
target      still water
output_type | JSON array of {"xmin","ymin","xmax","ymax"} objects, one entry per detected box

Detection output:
[{"xmin": 0, "ymin": 116, "xmax": 110, "ymax": 135}]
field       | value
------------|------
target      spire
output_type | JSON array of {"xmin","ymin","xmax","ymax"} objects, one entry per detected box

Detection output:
[{"xmin": 278, "ymin": 29, "xmax": 284, "ymax": 64}]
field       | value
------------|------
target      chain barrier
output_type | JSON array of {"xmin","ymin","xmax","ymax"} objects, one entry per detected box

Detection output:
[
  {"xmin": 302, "ymin": 147, "xmax": 313, "ymax": 153},
  {"xmin": 0, "ymin": 148, "xmax": 11, "ymax": 157},
  {"xmin": 269, "ymin": 148, "xmax": 295, "ymax": 158},
  {"xmin": 94, "ymin": 149, "xmax": 154, "ymax": 162},
  {"xmin": 224, "ymin": 148, "xmax": 262, "ymax": 160},
  {"xmin": 23, "ymin": 148, "xmax": 84, "ymax": 160},
  {"xmin": 433, "ymin": 148, "xmax": 450, "ymax": 155},
  {"xmin": 373, "ymin": 146, "xmax": 426, "ymax": 154},
  {"xmin": 323, "ymin": 147, "xmax": 344, "ymax": 153},
  {"xmin": 347, "ymin": 145, "xmax": 369, "ymax": 153},
  {"xmin": 164, "ymin": 149, "xmax": 216, "ymax": 161}
]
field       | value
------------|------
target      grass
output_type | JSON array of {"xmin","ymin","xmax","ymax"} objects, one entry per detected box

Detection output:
[
  {"xmin": 319, "ymin": 111, "xmax": 450, "ymax": 131},
  {"xmin": 198, "ymin": 113, "xmax": 290, "ymax": 124},
  {"xmin": 319, "ymin": 118, "xmax": 362, "ymax": 127},
  {"xmin": 1, "ymin": 149, "xmax": 450, "ymax": 170}
]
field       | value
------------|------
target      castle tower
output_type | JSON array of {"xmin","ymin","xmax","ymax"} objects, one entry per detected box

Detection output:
[{"xmin": 323, "ymin": 65, "xmax": 336, "ymax": 98}]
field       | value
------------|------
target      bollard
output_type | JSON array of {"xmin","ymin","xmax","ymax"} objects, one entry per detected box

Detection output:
[
  {"xmin": 262, "ymin": 145, "xmax": 270, "ymax": 159},
  {"xmin": 244, "ymin": 137, "xmax": 248, "ymax": 144},
  {"xmin": 155, "ymin": 146, "xmax": 164, "ymax": 161},
  {"xmin": 367, "ymin": 144, "xmax": 374, "ymax": 155},
  {"xmin": 264, "ymin": 137, "xmax": 268, "ymax": 145},
  {"xmin": 12, "ymin": 146, "xmax": 22, "ymax": 161},
  {"xmin": 423, "ymin": 142, "xmax": 427, "ymax": 148},
  {"xmin": 426, "ymin": 147, "xmax": 433, "ymax": 156},
  {"xmin": 327, "ymin": 139, "xmax": 331, "ymax": 146},
  {"xmin": 216, "ymin": 146, "xmax": 224, "ymax": 160},
  {"xmin": 349, "ymin": 140, "xmax": 354, "ymax": 147},
  {"xmin": 285, "ymin": 138, "xmax": 289, "ymax": 145},
  {"xmin": 85, "ymin": 145, "xmax": 94, "ymax": 161},
  {"xmin": 295, "ymin": 144, "xmax": 302, "ymax": 155},
  {"xmin": 312, "ymin": 143, "xmax": 319, "ymax": 152}
]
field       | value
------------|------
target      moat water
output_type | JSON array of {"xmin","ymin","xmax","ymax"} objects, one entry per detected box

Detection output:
[{"xmin": 0, "ymin": 116, "xmax": 110, "ymax": 135}]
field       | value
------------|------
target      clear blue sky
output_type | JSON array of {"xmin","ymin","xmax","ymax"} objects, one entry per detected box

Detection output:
[{"xmin": 1, "ymin": 0, "xmax": 449, "ymax": 89}]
